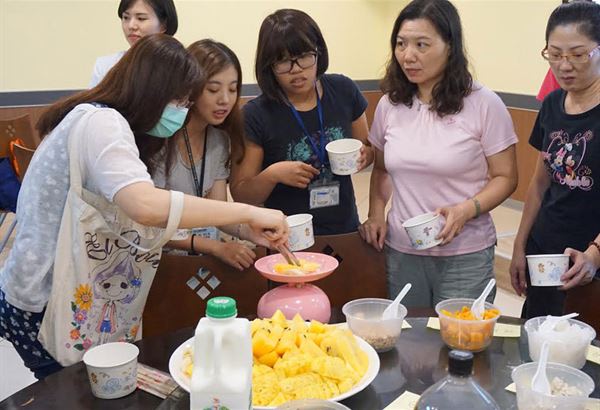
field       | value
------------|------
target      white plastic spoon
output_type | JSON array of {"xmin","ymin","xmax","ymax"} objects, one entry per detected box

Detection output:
[
  {"xmin": 471, "ymin": 278, "xmax": 496, "ymax": 320},
  {"xmin": 539, "ymin": 312, "xmax": 579, "ymax": 333},
  {"xmin": 382, "ymin": 283, "xmax": 412, "ymax": 320},
  {"xmin": 532, "ymin": 341, "xmax": 551, "ymax": 395}
]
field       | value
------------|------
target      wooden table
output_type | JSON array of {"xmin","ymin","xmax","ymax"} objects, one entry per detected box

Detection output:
[{"xmin": 2, "ymin": 311, "xmax": 598, "ymax": 409}]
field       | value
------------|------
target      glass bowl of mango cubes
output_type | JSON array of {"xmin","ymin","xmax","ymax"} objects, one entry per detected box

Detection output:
[{"xmin": 435, "ymin": 298, "xmax": 500, "ymax": 352}]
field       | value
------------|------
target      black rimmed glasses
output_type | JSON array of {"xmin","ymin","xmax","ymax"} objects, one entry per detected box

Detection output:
[
  {"xmin": 272, "ymin": 52, "xmax": 318, "ymax": 74},
  {"xmin": 541, "ymin": 45, "xmax": 600, "ymax": 64}
]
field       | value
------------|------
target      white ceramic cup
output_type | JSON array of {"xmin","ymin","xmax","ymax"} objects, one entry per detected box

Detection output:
[
  {"xmin": 325, "ymin": 139, "xmax": 362, "ymax": 175},
  {"xmin": 526, "ymin": 254, "xmax": 569, "ymax": 286},
  {"xmin": 402, "ymin": 212, "xmax": 444, "ymax": 250},
  {"xmin": 83, "ymin": 342, "xmax": 139, "ymax": 399},
  {"xmin": 287, "ymin": 214, "xmax": 314, "ymax": 251}
]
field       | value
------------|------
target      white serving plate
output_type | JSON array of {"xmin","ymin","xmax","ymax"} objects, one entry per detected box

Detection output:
[{"xmin": 168, "ymin": 334, "xmax": 380, "ymax": 409}]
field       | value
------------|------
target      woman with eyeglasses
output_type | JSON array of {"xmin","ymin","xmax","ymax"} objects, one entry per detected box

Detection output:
[
  {"xmin": 90, "ymin": 0, "xmax": 178, "ymax": 87},
  {"xmin": 360, "ymin": 0, "xmax": 518, "ymax": 307},
  {"xmin": 510, "ymin": 0, "xmax": 600, "ymax": 318},
  {"xmin": 536, "ymin": 0, "xmax": 599, "ymax": 101},
  {"xmin": 230, "ymin": 9, "xmax": 373, "ymax": 235}
]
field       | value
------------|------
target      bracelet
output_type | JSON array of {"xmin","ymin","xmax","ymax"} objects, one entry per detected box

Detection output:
[
  {"xmin": 589, "ymin": 241, "xmax": 600, "ymax": 255},
  {"xmin": 472, "ymin": 198, "xmax": 481, "ymax": 219},
  {"xmin": 189, "ymin": 234, "xmax": 198, "ymax": 256}
]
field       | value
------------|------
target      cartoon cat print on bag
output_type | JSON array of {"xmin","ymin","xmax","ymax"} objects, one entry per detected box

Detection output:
[{"xmin": 543, "ymin": 129, "xmax": 594, "ymax": 190}]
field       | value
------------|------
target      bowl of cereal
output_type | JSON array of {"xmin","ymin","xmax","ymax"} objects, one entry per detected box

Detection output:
[
  {"xmin": 511, "ymin": 362, "xmax": 594, "ymax": 410},
  {"xmin": 342, "ymin": 298, "xmax": 407, "ymax": 353},
  {"xmin": 524, "ymin": 316, "xmax": 596, "ymax": 369},
  {"xmin": 435, "ymin": 298, "xmax": 500, "ymax": 352}
]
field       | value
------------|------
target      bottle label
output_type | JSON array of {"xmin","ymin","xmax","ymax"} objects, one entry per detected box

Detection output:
[{"xmin": 202, "ymin": 398, "xmax": 229, "ymax": 410}]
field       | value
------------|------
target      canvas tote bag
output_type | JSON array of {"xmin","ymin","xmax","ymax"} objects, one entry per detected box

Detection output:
[{"xmin": 39, "ymin": 110, "xmax": 184, "ymax": 366}]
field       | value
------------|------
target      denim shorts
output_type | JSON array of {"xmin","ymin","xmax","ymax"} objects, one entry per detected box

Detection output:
[
  {"xmin": 0, "ymin": 289, "xmax": 62, "ymax": 379},
  {"xmin": 385, "ymin": 245, "xmax": 496, "ymax": 308}
]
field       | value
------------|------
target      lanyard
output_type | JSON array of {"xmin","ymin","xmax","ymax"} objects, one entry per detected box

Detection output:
[
  {"xmin": 288, "ymin": 85, "xmax": 327, "ymax": 170},
  {"xmin": 182, "ymin": 126, "xmax": 208, "ymax": 197}
]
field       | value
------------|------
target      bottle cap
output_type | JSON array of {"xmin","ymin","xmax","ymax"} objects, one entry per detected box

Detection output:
[
  {"xmin": 448, "ymin": 350, "xmax": 473, "ymax": 377},
  {"xmin": 206, "ymin": 297, "xmax": 237, "ymax": 318}
]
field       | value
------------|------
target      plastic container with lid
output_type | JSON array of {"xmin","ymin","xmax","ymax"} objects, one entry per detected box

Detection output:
[
  {"xmin": 416, "ymin": 350, "xmax": 500, "ymax": 410},
  {"xmin": 190, "ymin": 297, "xmax": 252, "ymax": 410}
]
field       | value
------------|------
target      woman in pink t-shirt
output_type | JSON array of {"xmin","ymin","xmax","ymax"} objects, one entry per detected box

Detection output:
[{"xmin": 359, "ymin": 0, "xmax": 518, "ymax": 308}]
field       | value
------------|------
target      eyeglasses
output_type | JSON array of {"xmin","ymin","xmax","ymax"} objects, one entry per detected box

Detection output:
[
  {"xmin": 272, "ymin": 52, "xmax": 318, "ymax": 74},
  {"xmin": 541, "ymin": 45, "xmax": 600, "ymax": 64}
]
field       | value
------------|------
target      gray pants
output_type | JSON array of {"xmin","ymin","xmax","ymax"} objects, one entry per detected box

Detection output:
[{"xmin": 385, "ymin": 245, "xmax": 496, "ymax": 308}]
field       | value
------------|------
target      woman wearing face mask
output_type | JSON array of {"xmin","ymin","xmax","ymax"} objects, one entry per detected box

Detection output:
[
  {"xmin": 510, "ymin": 0, "xmax": 600, "ymax": 317},
  {"xmin": 152, "ymin": 39, "xmax": 258, "ymax": 271},
  {"xmin": 0, "ymin": 35, "xmax": 288, "ymax": 380},
  {"xmin": 89, "ymin": 0, "xmax": 177, "ymax": 87},
  {"xmin": 360, "ymin": 0, "xmax": 518, "ymax": 307},
  {"xmin": 230, "ymin": 9, "xmax": 373, "ymax": 235}
]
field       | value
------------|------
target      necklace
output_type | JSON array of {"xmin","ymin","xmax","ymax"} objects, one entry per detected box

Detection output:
[{"xmin": 181, "ymin": 126, "xmax": 208, "ymax": 197}]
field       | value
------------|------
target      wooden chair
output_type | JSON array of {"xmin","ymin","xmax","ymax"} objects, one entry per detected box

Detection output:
[
  {"xmin": 563, "ymin": 277, "xmax": 600, "ymax": 335},
  {"xmin": 302, "ymin": 232, "xmax": 388, "ymax": 309},
  {"xmin": 0, "ymin": 142, "xmax": 35, "ymax": 254},
  {"xmin": 143, "ymin": 248, "xmax": 269, "ymax": 338},
  {"xmin": 0, "ymin": 114, "xmax": 39, "ymax": 158},
  {"xmin": 10, "ymin": 142, "xmax": 35, "ymax": 182}
]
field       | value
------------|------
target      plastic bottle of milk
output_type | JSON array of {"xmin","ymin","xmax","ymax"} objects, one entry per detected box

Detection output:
[{"xmin": 190, "ymin": 297, "xmax": 252, "ymax": 410}]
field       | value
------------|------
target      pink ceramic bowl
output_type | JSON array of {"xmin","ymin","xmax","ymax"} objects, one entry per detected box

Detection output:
[{"xmin": 254, "ymin": 252, "xmax": 339, "ymax": 283}]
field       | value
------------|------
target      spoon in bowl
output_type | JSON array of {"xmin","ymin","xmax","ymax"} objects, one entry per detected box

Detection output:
[
  {"xmin": 471, "ymin": 279, "xmax": 496, "ymax": 320},
  {"xmin": 539, "ymin": 312, "xmax": 579, "ymax": 333},
  {"xmin": 382, "ymin": 283, "xmax": 412, "ymax": 320},
  {"xmin": 532, "ymin": 341, "xmax": 551, "ymax": 395}
]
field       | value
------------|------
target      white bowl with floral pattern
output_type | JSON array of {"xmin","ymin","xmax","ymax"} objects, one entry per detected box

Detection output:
[
  {"xmin": 402, "ymin": 212, "xmax": 444, "ymax": 250},
  {"xmin": 526, "ymin": 254, "xmax": 568, "ymax": 286},
  {"xmin": 326, "ymin": 139, "xmax": 362, "ymax": 175},
  {"xmin": 83, "ymin": 342, "xmax": 139, "ymax": 399}
]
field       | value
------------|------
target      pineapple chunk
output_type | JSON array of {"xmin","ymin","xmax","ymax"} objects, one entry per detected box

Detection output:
[
  {"xmin": 267, "ymin": 392, "xmax": 288, "ymax": 407},
  {"xmin": 299, "ymin": 338, "xmax": 326, "ymax": 358},
  {"xmin": 308, "ymin": 320, "xmax": 326, "ymax": 333},
  {"xmin": 252, "ymin": 329, "xmax": 277, "ymax": 357},
  {"xmin": 258, "ymin": 350, "xmax": 280, "ymax": 367},
  {"xmin": 276, "ymin": 329, "xmax": 296, "ymax": 355},
  {"xmin": 270, "ymin": 309, "xmax": 288, "ymax": 327}
]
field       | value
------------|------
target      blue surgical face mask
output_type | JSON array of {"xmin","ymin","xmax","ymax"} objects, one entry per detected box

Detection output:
[{"xmin": 147, "ymin": 103, "xmax": 189, "ymax": 138}]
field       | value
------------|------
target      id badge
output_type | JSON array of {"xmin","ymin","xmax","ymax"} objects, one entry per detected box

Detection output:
[
  {"xmin": 309, "ymin": 178, "xmax": 340, "ymax": 209},
  {"xmin": 192, "ymin": 227, "xmax": 219, "ymax": 241},
  {"xmin": 171, "ymin": 229, "xmax": 191, "ymax": 241}
]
